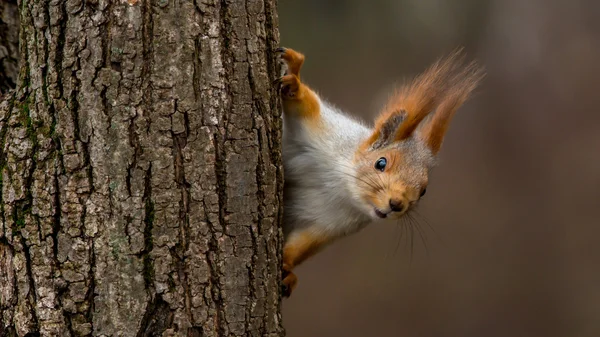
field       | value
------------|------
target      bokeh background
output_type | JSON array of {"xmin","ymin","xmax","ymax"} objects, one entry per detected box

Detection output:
[{"xmin": 279, "ymin": 1, "xmax": 600, "ymax": 337}]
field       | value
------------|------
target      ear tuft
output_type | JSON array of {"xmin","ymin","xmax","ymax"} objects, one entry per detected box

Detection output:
[
  {"xmin": 420, "ymin": 59, "xmax": 485, "ymax": 154},
  {"xmin": 361, "ymin": 48, "xmax": 484, "ymax": 152}
]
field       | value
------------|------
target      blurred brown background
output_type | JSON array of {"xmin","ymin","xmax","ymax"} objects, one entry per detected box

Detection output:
[{"xmin": 279, "ymin": 1, "xmax": 600, "ymax": 337}]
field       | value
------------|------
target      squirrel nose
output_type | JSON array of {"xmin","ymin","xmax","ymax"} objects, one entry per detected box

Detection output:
[{"xmin": 389, "ymin": 199, "xmax": 404, "ymax": 213}]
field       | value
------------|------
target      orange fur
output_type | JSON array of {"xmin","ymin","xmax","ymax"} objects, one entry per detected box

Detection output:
[
  {"xmin": 279, "ymin": 47, "xmax": 305, "ymax": 78},
  {"xmin": 277, "ymin": 48, "xmax": 321, "ymax": 123},
  {"xmin": 283, "ymin": 230, "xmax": 332, "ymax": 269},
  {"xmin": 420, "ymin": 61, "xmax": 484, "ymax": 154},
  {"xmin": 362, "ymin": 49, "xmax": 484, "ymax": 150},
  {"xmin": 280, "ymin": 77, "xmax": 321, "ymax": 122},
  {"xmin": 282, "ymin": 230, "xmax": 333, "ymax": 297},
  {"xmin": 277, "ymin": 46, "xmax": 483, "ymax": 298},
  {"xmin": 353, "ymin": 148, "xmax": 428, "ymax": 215},
  {"xmin": 278, "ymin": 47, "xmax": 331, "ymax": 297},
  {"xmin": 282, "ymin": 263, "xmax": 298, "ymax": 297}
]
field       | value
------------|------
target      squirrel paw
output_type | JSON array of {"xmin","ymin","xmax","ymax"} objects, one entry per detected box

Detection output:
[
  {"xmin": 275, "ymin": 74, "xmax": 300, "ymax": 99},
  {"xmin": 281, "ymin": 263, "xmax": 298, "ymax": 298},
  {"xmin": 275, "ymin": 46, "xmax": 305, "ymax": 77}
]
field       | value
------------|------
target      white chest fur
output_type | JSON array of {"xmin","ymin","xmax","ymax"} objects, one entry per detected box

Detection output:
[{"xmin": 282, "ymin": 100, "xmax": 374, "ymax": 238}]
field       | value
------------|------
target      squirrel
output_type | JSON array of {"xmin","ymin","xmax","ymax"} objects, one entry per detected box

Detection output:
[{"xmin": 275, "ymin": 47, "xmax": 484, "ymax": 297}]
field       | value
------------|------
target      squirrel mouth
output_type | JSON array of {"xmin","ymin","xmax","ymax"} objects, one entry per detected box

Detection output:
[{"xmin": 374, "ymin": 209, "xmax": 388, "ymax": 219}]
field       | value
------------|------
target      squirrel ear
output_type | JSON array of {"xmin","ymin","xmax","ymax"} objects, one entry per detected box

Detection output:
[
  {"xmin": 361, "ymin": 109, "xmax": 407, "ymax": 151},
  {"xmin": 361, "ymin": 48, "xmax": 484, "ymax": 153},
  {"xmin": 419, "ymin": 60, "xmax": 484, "ymax": 154}
]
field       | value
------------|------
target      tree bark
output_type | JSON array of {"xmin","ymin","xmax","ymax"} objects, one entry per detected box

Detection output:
[
  {"xmin": 0, "ymin": 0, "xmax": 283, "ymax": 336},
  {"xmin": 0, "ymin": 0, "xmax": 19, "ymax": 94}
]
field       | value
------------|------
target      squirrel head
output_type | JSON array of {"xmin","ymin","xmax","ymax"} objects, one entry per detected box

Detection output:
[{"xmin": 353, "ymin": 49, "xmax": 484, "ymax": 220}]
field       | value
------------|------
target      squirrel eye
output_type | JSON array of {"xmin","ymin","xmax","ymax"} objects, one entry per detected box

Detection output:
[
  {"xmin": 374, "ymin": 157, "xmax": 387, "ymax": 172},
  {"xmin": 420, "ymin": 188, "xmax": 427, "ymax": 197}
]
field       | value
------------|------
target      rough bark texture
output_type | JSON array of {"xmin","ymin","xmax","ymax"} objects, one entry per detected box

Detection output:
[
  {"xmin": 0, "ymin": 0, "xmax": 284, "ymax": 336},
  {"xmin": 0, "ymin": 0, "xmax": 19, "ymax": 94}
]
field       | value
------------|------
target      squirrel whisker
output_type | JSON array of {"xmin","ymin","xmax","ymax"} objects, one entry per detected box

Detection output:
[{"xmin": 279, "ymin": 47, "xmax": 483, "ymax": 297}]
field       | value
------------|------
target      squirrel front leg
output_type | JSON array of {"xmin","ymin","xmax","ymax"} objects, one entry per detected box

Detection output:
[
  {"xmin": 282, "ymin": 230, "xmax": 333, "ymax": 297},
  {"xmin": 275, "ymin": 47, "xmax": 321, "ymax": 122}
]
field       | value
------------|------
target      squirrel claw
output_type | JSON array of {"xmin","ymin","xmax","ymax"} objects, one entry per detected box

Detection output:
[
  {"xmin": 276, "ymin": 75, "xmax": 300, "ymax": 98},
  {"xmin": 275, "ymin": 47, "xmax": 305, "ymax": 78},
  {"xmin": 281, "ymin": 263, "xmax": 297, "ymax": 298},
  {"xmin": 272, "ymin": 76, "xmax": 283, "ymax": 85},
  {"xmin": 281, "ymin": 283, "xmax": 291, "ymax": 298}
]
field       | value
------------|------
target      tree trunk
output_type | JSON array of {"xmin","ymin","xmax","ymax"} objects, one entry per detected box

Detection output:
[
  {"xmin": 0, "ymin": 0, "xmax": 284, "ymax": 336},
  {"xmin": 0, "ymin": 0, "xmax": 19, "ymax": 94}
]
